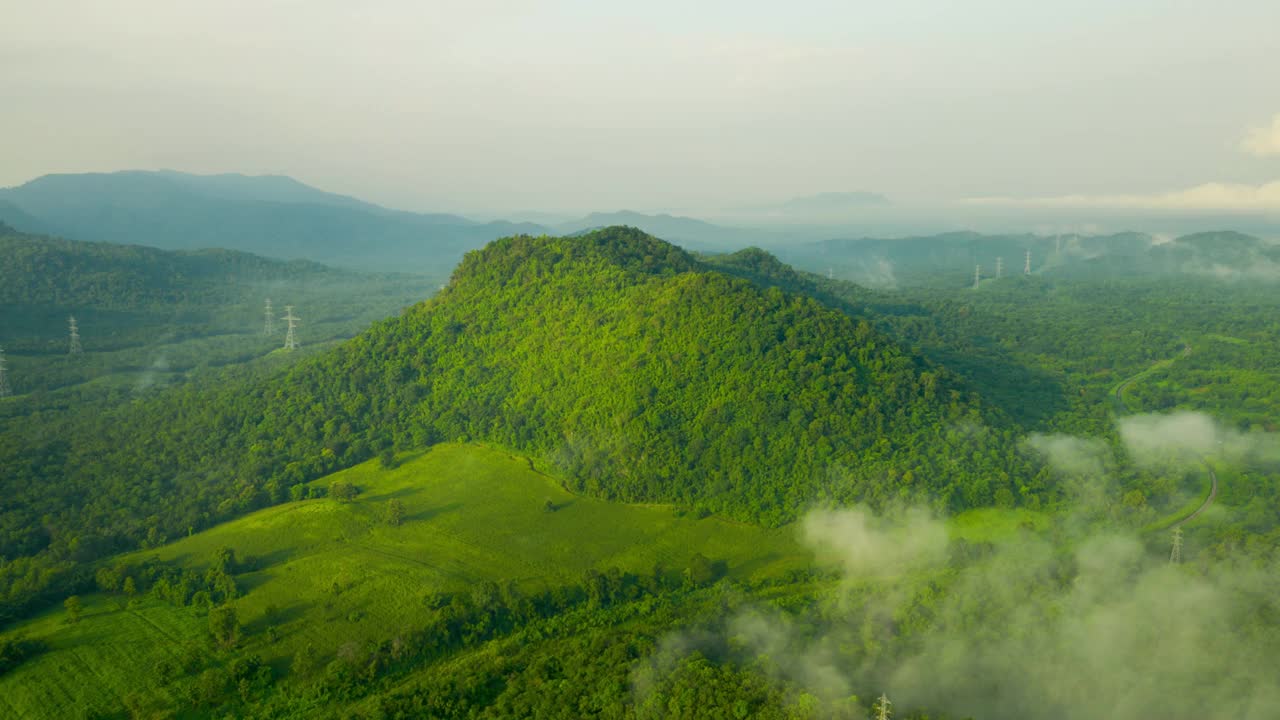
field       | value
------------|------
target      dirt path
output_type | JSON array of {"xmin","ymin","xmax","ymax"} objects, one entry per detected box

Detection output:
[{"xmin": 1111, "ymin": 344, "xmax": 1217, "ymax": 528}]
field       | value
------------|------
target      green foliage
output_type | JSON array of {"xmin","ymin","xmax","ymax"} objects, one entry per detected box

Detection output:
[
  {"xmin": 333, "ymin": 228, "xmax": 1025, "ymax": 524},
  {"xmin": 0, "ymin": 634, "xmax": 46, "ymax": 676},
  {"xmin": 0, "ymin": 227, "xmax": 1029, "ymax": 624},
  {"xmin": 330, "ymin": 481, "xmax": 358, "ymax": 503},
  {"xmin": 62, "ymin": 596, "xmax": 82, "ymax": 624},
  {"xmin": 208, "ymin": 604, "xmax": 240, "ymax": 648},
  {"xmin": 377, "ymin": 447, "xmax": 398, "ymax": 469},
  {"xmin": 385, "ymin": 498, "xmax": 404, "ymax": 527}
]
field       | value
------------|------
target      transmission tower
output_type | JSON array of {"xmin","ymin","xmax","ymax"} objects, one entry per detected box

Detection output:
[
  {"xmin": 1024, "ymin": 249, "xmax": 1032, "ymax": 275},
  {"xmin": 827, "ymin": 266, "xmax": 834, "ymax": 280},
  {"xmin": 68, "ymin": 315, "xmax": 83, "ymax": 355},
  {"xmin": 282, "ymin": 305, "xmax": 300, "ymax": 350},
  {"xmin": 264, "ymin": 298, "xmax": 276, "ymax": 335},
  {"xmin": 0, "ymin": 346, "xmax": 11, "ymax": 398},
  {"xmin": 973, "ymin": 264, "xmax": 981, "ymax": 289},
  {"xmin": 1170, "ymin": 526, "xmax": 1183, "ymax": 564},
  {"xmin": 876, "ymin": 693, "xmax": 892, "ymax": 720},
  {"xmin": 995, "ymin": 257, "xmax": 1003, "ymax": 279},
  {"xmin": 1055, "ymin": 234, "xmax": 1063, "ymax": 257}
]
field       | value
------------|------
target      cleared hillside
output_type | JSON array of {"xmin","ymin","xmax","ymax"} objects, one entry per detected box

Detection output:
[{"xmin": 0, "ymin": 443, "xmax": 809, "ymax": 719}]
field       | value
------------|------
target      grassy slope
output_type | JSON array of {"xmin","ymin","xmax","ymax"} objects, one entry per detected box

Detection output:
[{"xmin": 0, "ymin": 443, "xmax": 811, "ymax": 718}]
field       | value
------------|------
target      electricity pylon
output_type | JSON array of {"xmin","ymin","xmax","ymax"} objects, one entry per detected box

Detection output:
[
  {"xmin": 68, "ymin": 315, "xmax": 83, "ymax": 355},
  {"xmin": 973, "ymin": 264, "xmax": 981, "ymax": 289},
  {"xmin": 876, "ymin": 693, "xmax": 892, "ymax": 720},
  {"xmin": 264, "ymin": 298, "xmax": 275, "ymax": 335},
  {"xmin": 995, "ymin": 256, "xmax": 1003, "ymax": 279},
  {"xmin": 282, "ymin": 306, "xmax": 300, "ymax": 350},
  {"xmin": 1024, "ymin": 249, "xmax": 1032, "ymax": 275},
  {"xmin": 0, "ymin": 345, "xmax": 11, "ymax": 398},
  {"xmin": 1170, "ymin": 526, "xmax": 1183, "ymax": 564}
]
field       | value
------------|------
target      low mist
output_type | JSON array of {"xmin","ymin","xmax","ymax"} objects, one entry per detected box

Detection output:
[{"xmin": 637, "ymin": 411, "xmax": 1280, "ymax": 718}]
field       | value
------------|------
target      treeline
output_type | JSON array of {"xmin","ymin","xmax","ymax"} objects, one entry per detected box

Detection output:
[{"xmin": 0, "ymin": 227, "xmax": 348, "ymax": 309}]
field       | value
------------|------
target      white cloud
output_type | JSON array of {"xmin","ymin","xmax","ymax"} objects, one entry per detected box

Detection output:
[
  {"xmin": 965, "ymin": 181, "xmax": 1280, "ymax": 211},
  {"xmin": 801, "ymin": 506, "xmax": 948, "ymax": 580},
  {"xmin": 1241, "ymin": 114, "xmax": 1280, "ymax": 157},
  {"xmin": 1118, "ymin": 411, "xmax": 1280, "ymax": 468}
]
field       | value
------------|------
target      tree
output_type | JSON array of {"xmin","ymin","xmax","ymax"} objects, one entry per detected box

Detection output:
[
  {"xmin": 212, "ymin": 546, "xmax": 237, "ymax": 574},
  {"xmin": 386, "ymin": 498, "xmax": 404, "ymax": 527},
  {"xmin": 378, "ymin": 448, "xmax": 398, "ymax": 470},
  {"xmin": 209, "ymin": 605, "xmax": 240, "ymax": 648},
  {"xmin": 330, "ymin": 480, "xmax": 358, "ymax": 503},
  {"xmin": 292, "ymin": 643, "xmax": 318, "ymax": 678},
  {"xmin": 63, "ymin": 595, "xmax": 83, "ymax": 624},
  {"xmin": 95, "ymin": 566, "xmax": 121, "ymax": 593},
  {"xmin": 684, "ymin": 553, "xmax": 716, "ymax": 588}
]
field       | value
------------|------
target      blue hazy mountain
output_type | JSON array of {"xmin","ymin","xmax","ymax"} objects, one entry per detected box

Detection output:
[
  {"xmin": 0, "ymin": 171, "xmax": 546, "ymax": 274},
  {"xmin": 774, "ymin": 229, "xmax": 1280, "ymax": 287}
]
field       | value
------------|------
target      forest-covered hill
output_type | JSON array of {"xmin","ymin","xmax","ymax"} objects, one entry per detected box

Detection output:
[
  {"xmin": 0, "ymin": 223, "xmax": 429, "ymax": 398},
  {"xmin": 0, "ymin": 222, "xmax": 351, "ymax": 309},
  {"xmin": 0, "ymin": 226, "xmax": 1036, "ymax": 624},
  {"xmin": 2, "ymin": 227, "xmax": 1278, "ymax": 720}
]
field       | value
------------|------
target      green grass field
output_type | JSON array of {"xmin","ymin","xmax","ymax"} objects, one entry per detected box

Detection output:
[
  {"xmin": 0, "ymin": 443, "xmax": 813, "ymax": 718},
  {"xmin": 0, "ymin": 442, "xmax": 1054, "ymax": 719},
  {"xmin": 0, "ymin": 596, "xmax": 207, "ymax": 719}
]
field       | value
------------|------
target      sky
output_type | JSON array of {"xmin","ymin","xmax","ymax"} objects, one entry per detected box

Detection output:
[{"xmin": 2, "ymin": 0, "xmax": 1279, "ymax": 214}]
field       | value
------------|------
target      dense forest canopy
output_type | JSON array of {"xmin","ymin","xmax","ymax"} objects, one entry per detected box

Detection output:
[
  {"xmin": 0, "ymin": 227, "xmax": 1043, "ymax": 623},
  {"xmin": 1, "ymin": 224, "xmax": 1277, "ymax": 719}
]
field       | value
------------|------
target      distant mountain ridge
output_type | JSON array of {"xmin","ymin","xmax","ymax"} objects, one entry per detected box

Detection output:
[
  {"xmin": 553, "ymin": 210, "xmax": 785, "ymax": 250},
  {"xmin": 0, "ymin": 171, "xmax": 545, "ymax": 274},
  {"xmin": 775, "ymin": 229, "xmax": 1280, "ymax": 286}
]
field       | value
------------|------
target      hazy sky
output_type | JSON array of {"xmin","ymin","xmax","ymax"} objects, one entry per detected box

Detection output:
[{"xmin": 3, "ymin": 1, "xmax": 1279, "ymax": 213}]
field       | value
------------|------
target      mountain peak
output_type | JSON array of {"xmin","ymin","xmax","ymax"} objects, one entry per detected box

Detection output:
[
  {"xmin": 455, "ymin": 226, "xmax": 700, "ymax": 286},
  {"xmin": 6, "ymin": 169, "xmax": 378, "ymax": 211}
]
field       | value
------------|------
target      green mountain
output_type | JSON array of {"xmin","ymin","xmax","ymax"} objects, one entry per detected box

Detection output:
[
  {"xmin": 0, "ymin": 226, "xmax": 1032, "ymax": 623},
  {"xmin": 1, "ymin": 223, "xmax": 343, "ymax": 309},
  {"xmin": 0, "ymin": 171, "xmax": 547, "ymax": 273},
  {"xmin": 0, "ymin": 224, "xmax": 427, "ymax": 359},
  {"xmin": 5, "ymin": 227, "xmax": 1279, "ymax": 720}
]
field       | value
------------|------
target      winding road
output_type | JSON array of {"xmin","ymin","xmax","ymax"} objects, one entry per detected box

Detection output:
[{"xmin": 1111, "ymin": 346, "xmax": 1217, "ymax": 529}]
